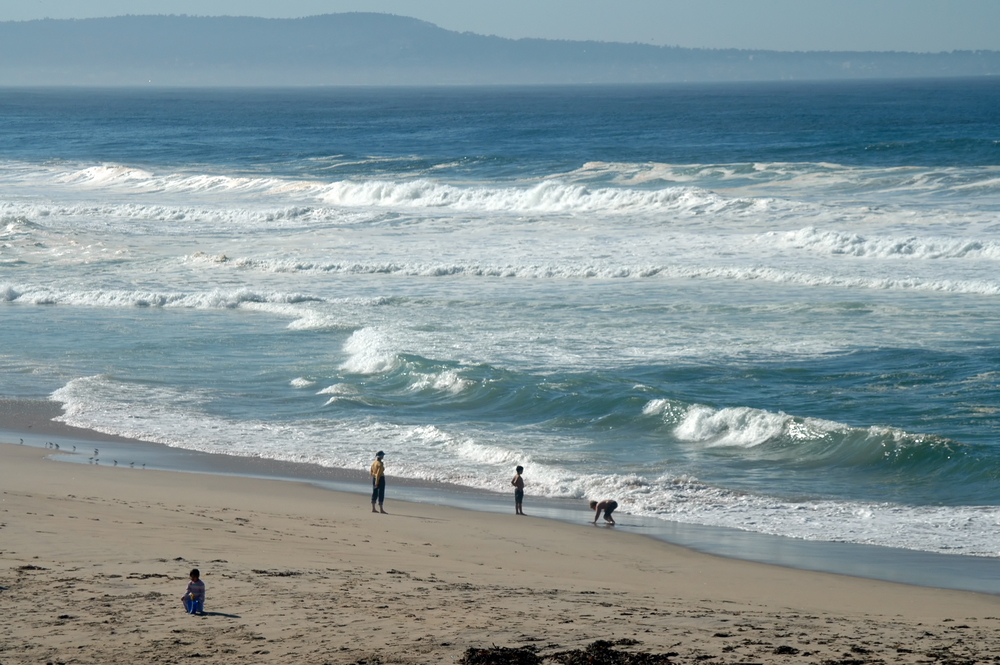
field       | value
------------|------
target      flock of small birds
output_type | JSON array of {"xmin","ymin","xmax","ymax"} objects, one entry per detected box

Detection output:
[{"xmin": 28, "ymin": 440, "xmax": 146, "ymax": 469}]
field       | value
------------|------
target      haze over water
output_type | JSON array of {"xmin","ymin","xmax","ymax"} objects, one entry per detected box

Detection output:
[{"xmin": 3, "ymin": 79, "xmax": 1000, "ymax": 556}]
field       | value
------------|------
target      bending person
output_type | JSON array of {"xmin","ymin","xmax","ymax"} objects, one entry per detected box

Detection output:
[{"xmin": 589, "ymin": 499, "xmax": 618, "ymax": 525}]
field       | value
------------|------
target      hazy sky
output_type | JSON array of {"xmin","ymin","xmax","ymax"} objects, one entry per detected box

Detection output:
[{"xmin": 3, "ymin": 0, "xmax": 999, "ymax": 53}]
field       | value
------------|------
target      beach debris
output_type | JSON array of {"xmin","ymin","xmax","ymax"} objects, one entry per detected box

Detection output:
[
  {"xmin": 460, "ymin": 645, "xmax": 541, "ymax": 665},
  {"xmin": 548, "ymin": 640, "xmax": 675, "ymax": 665},
  {"xmin": 461, "ymin": 640, "xmax": 674, "ymax": 665},
  {"xmin": 252, "ymin": 569, "xmax": 303, "ymax": 577}
]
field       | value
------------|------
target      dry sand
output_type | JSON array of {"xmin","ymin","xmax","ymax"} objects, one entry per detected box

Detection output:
[{"xmin": 2, "ymin": 440, "xmax": 999, "ymax": 665}]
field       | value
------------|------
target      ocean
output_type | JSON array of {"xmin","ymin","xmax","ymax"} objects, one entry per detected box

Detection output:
[{"xmin": 2, "ymin": 79, "xmax": 1000, "ymax": 558}]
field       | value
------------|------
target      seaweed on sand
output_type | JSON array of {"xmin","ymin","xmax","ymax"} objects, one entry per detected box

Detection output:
[
  {"xmin": 460, "ymin": 640, "xmax": 675, "ymax": 665},
  {"xmin": 460, "ymin": 644, "xmax": 542, "ymax": 665}
]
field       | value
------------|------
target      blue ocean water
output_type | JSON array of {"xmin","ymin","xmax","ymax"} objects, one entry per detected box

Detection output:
[{"xmin": 2, "ymin": 79, "xmax": 1000, "ymax": 556}]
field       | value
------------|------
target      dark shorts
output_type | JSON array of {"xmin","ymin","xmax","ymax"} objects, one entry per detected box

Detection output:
[{"xmin": 514, "ymin": 488, "xmax": 524, "ymax": 503}]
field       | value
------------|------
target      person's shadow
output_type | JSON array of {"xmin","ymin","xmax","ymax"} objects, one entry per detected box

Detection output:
[{"xmin": 199, "ymin": 611, "xmax": 241, "ymax": 618}]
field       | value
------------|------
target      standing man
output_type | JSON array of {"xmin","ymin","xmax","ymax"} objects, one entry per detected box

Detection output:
[{"xmin": 370, "ymin": 451, "xmax": 387, "ymax": 514}]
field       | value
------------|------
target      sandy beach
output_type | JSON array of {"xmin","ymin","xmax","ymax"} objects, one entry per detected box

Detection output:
[{"xmin": 3, "ymin": 426, "xmax": 1000, "ymax": 665}]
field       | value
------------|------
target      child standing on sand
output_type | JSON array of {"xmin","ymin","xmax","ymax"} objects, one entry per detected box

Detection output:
[
  {"xmin": 512, "ymin": 465, "xmax": 525, "ymax": 515},
  {"xmin": 182, "ymin": 568, "xmax": 205, "ymax": 615}
]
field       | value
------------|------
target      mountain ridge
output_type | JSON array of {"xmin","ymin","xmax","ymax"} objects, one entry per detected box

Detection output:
[{"xmin": 2, "ymin": 12, "xmax": 998, "ymax": 86}]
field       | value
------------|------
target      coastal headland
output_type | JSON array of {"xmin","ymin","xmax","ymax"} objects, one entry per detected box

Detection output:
[{"xmin": 2, "ymin": 403, "xmax": 999, "ymax": 664}]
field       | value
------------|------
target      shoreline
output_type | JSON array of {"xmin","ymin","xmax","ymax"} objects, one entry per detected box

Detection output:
[
  {"xmin": 5, "ymin": 438, "xmax": 1000, "ymax": 662},
  {"xmin": 4, "ymin": 397, "xmax": 1000, "ymax": 595}
]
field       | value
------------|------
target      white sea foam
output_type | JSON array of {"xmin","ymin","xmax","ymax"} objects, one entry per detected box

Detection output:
[
  {"xmin": 0, "ymin": 284, "xmax": 324, "ymax": 309},
  {"xmin": 317, "ymin": 384, "xmax": 357, "ymax": 395},
  {"xmin": 56, "ymin": 163, "xmax": 311, "ymax": 197},
  {"xmin": 1, "ymin": 216, "xmax": 44, "ymax": 237},
  {"xmin": 673, "ymin": 405, "xmax": 789, "ymax": 447},
  {"xmin": 285, "ymin": 312, "xmax": 355, "ymax": 331},
  {"xmin": 340, "ymin": 328, "xmax": 400, "ymax": 375},
  {"xmin": 11, "ymin": 160, "xmax": 752, "ymax": 218},
  {"xmin": 409, "ymin": 370, "xmax": 471, "ymax": 394},
  {"xmin": 0, "ymin": 198, "xmax": 375, "ymax": 238},
  {"xmin": 671, "ymin": 404, "xmax": 845, "ymax": 448},
  {"xmin": 451, "ymin": 438, "xmax": 526, "ymax": 468},
  {"xmin": 318, "ymin": 178, "xmax": 764, "ymax": 215},
  {"xmin": 567, "ymin": 160, "xmax": 1000, "ymax": 199},
  {"xmin": 768, "ymin": 227, "xmax": 1000, "ymax": 260},
  {"xmin": 4, "ymin": 158, "xmax": 999, "ymax": 227},
  {"xmin": 621, "ymin": 476, "xmax": 1000, "ymax": 557},
  {"xmin": 58, "ymin": 164, "xmax": 155, "ymax": 186},
  {"xmin": 641, "ymin": 398, "xmax": 686, "ymax": 419},
  {"xmin": 183, "ymin": 259, "xmax": 1000, "ymax": 295}
]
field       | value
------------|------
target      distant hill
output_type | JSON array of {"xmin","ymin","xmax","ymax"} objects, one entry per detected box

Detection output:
[{"xmin": 1, "ymin": 13, "xmax": 998, "ymax": 86}]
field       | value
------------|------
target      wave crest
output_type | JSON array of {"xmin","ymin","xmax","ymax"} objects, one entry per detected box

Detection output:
[
  {"xmin": 319, "ymin": 178, "xmax": 753, "ymax": 215},
  {"xmin": 772, "ymin": 227, "xmax": 1000, "ymax": 260}
]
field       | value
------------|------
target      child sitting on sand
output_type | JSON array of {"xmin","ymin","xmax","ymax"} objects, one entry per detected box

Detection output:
[{"xmin": 182, "ymin": 568, "xmax": 205, "ymax": 615}]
